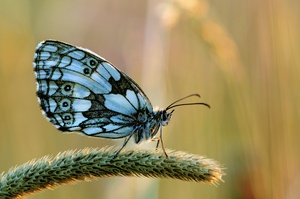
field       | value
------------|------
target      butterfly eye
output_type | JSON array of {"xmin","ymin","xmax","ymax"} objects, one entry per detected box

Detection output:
[
  {"xmin": 87, "ymin": 58, "xmax": 98, "ymax": 68},
  {"xmin": 162, "ymin": 111, "xmax": 168, "ymax": 121},
  {"xmin": 161, "ymin": 111, "xmax": 171, "ymax": 126}
]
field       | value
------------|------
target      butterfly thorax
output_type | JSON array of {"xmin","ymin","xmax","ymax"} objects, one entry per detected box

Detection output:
[{"xmin": 133, "ymin": 108, "xmax": 172, "ymax": 144}]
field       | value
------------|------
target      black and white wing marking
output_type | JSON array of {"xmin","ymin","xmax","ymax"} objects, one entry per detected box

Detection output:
[{"xmin": 33, "ymin": 40, "xmax": 154, "ymax": 139}]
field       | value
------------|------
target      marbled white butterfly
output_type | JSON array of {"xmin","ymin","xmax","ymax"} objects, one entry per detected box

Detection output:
[{"xmin": 33, "ymin": 40, "xmax": 209, "ymax": 157}]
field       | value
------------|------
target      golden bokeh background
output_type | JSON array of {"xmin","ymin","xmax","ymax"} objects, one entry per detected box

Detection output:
[{"xmin": 1, "ymin": 0, "xmax": 299, "ymax": 198}]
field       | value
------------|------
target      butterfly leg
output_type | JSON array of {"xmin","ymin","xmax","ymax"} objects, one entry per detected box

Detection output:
[
  {"xmin": 111, "ymin": 133, "xmax": 134, "ymax": 159},
  {"xmin": 159, "ymin": 126, "xmax": 168, "ymax": 158},
  {"xmin": 155, "ymin": 139, "xmax": 160, "ymax": 149}
]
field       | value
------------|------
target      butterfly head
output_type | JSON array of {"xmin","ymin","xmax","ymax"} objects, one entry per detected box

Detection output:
[{"xmin": 157, "ymin": 109, "xmax": 174, "ymax": 126}]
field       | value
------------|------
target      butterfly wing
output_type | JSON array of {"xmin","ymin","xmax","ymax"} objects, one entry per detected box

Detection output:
[{"xmin": 34, "ymin": 40, "xmax": 153, "ymax": 139}]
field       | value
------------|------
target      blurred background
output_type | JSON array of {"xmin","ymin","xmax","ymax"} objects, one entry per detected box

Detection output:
[{"xmin": 0, "ymin": 0, "xmax": 299, "ymax": 198}]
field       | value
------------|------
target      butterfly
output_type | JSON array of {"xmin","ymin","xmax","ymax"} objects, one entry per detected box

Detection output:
[{"xmin": 33, "ymin": 40, "xmax": 210, "ymax": 158}]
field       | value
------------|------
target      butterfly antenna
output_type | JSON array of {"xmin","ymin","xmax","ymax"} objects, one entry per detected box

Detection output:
[
  {"xmin": 165, "ymin": 94, "xmax": 201, "ymax": 110},
  {"xmin": 166, "ymin": 102, "xmax": 210, "ymax": 110},
  {"xmin": 166, "ymin": 94, "xmax": 210, "ymax": 110}
]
